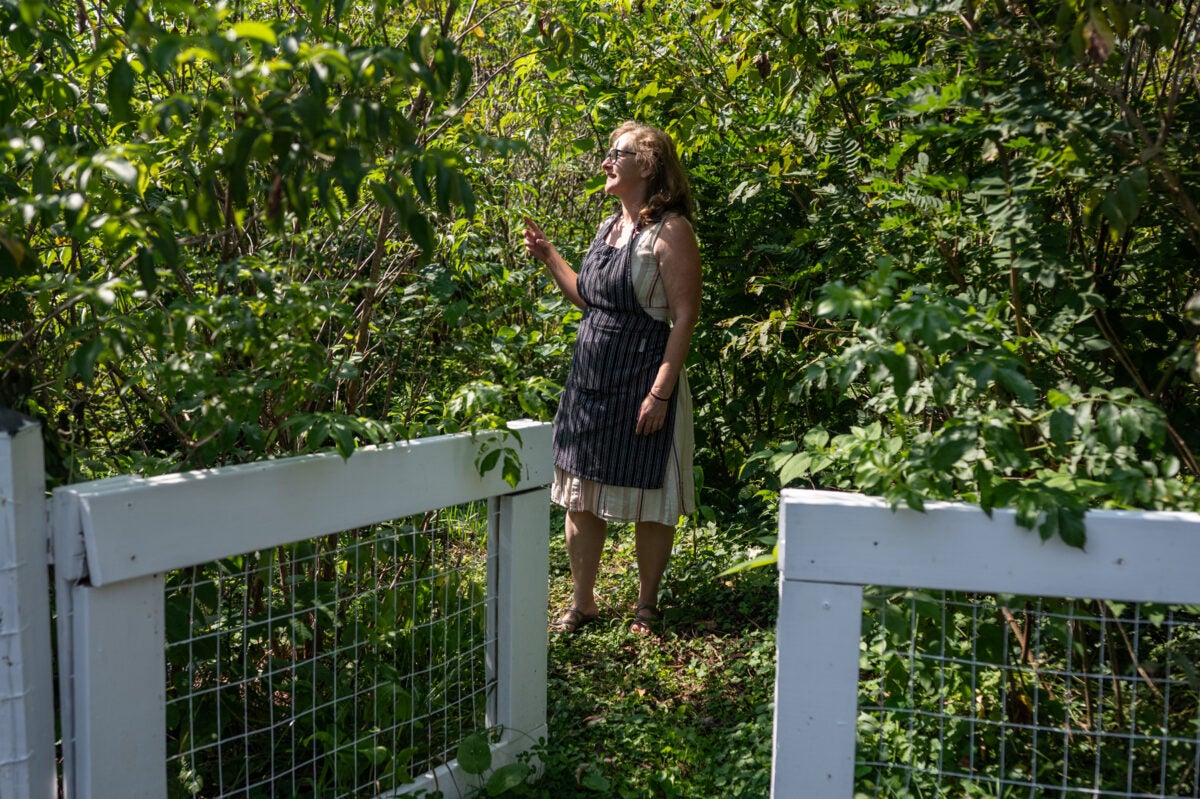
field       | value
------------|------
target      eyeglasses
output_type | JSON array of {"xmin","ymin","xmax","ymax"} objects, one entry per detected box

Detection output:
[{"xmin": 604, "ymin": 148, "xmax": 637, "ymax": 163}]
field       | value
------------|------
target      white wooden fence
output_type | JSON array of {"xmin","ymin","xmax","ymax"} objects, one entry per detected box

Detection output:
[
  {"xmin": 0, "ymin": 414, "xmax": 552, "ymax": 799},
  {"xmin": 772, "ymin": 488, "xmax": 1200, "ymax": 798}
]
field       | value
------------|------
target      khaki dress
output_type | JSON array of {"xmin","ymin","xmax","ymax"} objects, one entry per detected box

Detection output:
[{"xmin": 551, "ymin": 216, "xmax": 696, "ymax": 526}]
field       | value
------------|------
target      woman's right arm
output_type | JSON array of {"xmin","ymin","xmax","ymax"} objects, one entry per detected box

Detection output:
[{"xmin": 524, "ymin": 216, "xmax": 586, "ymax": 309}]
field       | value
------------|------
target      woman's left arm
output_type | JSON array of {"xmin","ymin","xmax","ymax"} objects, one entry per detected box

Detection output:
[{"xmin": 636, "ymin": 217, "xmax": 702, "ymax": 436}]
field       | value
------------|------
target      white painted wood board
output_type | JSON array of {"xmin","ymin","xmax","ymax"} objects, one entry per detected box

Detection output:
[
  {"xmin": 491, "ymin": 487, "xmax": 550, "ymax": 738},
  {"xmin": 70, "ymin": 575, "xmax": 166, "ymax": 799},
  {"xmin": 779, "ymin": 489, "xmax": 1200, "ymax": 603},
  {"xmin": 61, "ymin": 422, "xmax": 551, "ymax": 586},
  {"xmin": 770, "ymin": 579, "xmax": 863, "ymax": 799}
]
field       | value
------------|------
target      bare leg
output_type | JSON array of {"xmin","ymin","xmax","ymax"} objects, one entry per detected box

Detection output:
[
  {"xmin": 564, "ymin": 510, "xmax": 607, "ymax": 617},
  {"xmin": 634, "ymin": 520, "xmax": 675, "ymax": 617}
]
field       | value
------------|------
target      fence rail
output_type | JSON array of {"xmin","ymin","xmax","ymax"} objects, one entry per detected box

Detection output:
[
  {"xmin": 772, "ymin": 489, "xmax": 1200, "ymax": 799},
  {"xmin": 0, "ymin": 417, "xmax": 552, "ymax": 799}
]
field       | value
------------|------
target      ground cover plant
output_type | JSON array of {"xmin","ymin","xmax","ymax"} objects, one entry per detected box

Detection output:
[{"xmin": 527, "ymin": 514, "xmax": 778, "ymax": 799}]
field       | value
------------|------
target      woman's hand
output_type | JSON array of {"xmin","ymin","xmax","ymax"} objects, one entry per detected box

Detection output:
[
  {"xmin": 523, "ymin": 216, "xmax": 554, "ymax": 264},
  {"xmin": 636, "ymin": 392, "xmax": 669, "ymax": 435},
  {"xmin": 524, "ymin": 215, "xmax": 586, "ymax": 309}
]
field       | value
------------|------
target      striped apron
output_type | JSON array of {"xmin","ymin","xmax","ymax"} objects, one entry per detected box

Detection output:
[{"xmin": 553, "ymin": 216, "xmax": 676, "ymax": 489}]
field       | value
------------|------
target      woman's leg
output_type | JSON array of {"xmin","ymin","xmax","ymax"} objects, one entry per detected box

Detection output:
[
  {"xmin": 564, "ymin": 509, "xmax": 607, "ymax": 617},
  {"xmin": 633, "ymin": 520, "xmax": 675, "ymax": 610}
]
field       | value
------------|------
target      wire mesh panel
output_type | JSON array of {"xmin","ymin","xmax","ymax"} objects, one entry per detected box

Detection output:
[
  {"xmin": 162, "ymin": 502, "xmax": 497, "ymax": 799},
  {"xmin": 857, "ymin": 589, "xmax": 1200, "ymax": 798}
]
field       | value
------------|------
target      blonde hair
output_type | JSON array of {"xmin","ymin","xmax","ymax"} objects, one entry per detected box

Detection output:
[{"xmin": 610, "ymin": 121, "xmax": 694, "ymax": 226}]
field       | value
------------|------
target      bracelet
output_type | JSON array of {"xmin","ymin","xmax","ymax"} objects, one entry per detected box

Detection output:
[{"xmin": 650, "ymin": 391, "xmax": 670, "ymax": 402}]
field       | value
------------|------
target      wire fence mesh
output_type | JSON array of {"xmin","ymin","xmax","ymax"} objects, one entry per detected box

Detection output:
[
  {"xmin": 857, "ymin": 589, "xmax": 1200, "ymax": 798},
  {"xmin": 163, "ymin": 502, "xmax": 497, "ymax": 798}
]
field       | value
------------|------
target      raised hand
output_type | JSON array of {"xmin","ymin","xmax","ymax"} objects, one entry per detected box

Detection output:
[{"xmin": 523, "ymin": 216, "xmax": 554, "ymax": 264}]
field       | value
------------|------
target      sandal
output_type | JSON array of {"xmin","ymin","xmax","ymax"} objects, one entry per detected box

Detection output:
[
  {"xmin": 630, "ymin": 603, "xmax": 661, "ymax": 635},
  {"xmin": 551, "ymin": 607, "xmax": 599, "ymax": 634}
]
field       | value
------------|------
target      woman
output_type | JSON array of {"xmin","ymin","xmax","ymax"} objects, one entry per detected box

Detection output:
[{"xmin": 523, "ymin": 121, "xmax": 701, "ymax": 635}]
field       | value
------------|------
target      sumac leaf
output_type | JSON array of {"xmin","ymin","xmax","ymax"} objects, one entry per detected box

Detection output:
[
  {"xmin": 930, "ymin": 425, "xmax": 976, "ymax": 471},
  {"xmin": 1096, "ymin": 403, "xmax": 1121, "ymax": 447},
  {"xmin": 1049, "ymin": 408, "xmax": 1074, "ymax": 448}
]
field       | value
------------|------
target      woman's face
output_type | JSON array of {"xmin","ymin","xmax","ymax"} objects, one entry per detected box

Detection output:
[{"xmin": 602, "ymin": 134, "xmax": 647, "ymax": 200}]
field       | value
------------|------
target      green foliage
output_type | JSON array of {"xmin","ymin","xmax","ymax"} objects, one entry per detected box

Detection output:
[
  {"xmin": 1, "ymin": 0, "xmax": 529, "ymax": 482},
  {"xmin": 496, "ymin": 0, "xmax": 1200, "ymax": 549},
  {"xmin": 13, "ymin": 0, "xmax": 1198, "ymax": 529},
  {"xmin": 764, "ymin": 262, "xmax": 1186, "ymax": 544},
  {"xmin": 672, "ymin": 0, "xmax": 1200, "ymax": 546}
]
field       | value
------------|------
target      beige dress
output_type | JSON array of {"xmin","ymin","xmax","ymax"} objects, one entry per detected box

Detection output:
[{"xmin": 551, "ymin": 217, "xmax": 697, "ymax": 526}]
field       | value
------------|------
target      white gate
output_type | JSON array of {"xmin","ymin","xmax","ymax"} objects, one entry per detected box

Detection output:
[{"xmin": 0, "ymin": 416, "xmax": 552, "ymax": 799}]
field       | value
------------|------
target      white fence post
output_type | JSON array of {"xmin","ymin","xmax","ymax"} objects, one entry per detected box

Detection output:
[
  {"xmin": 491, "ymin": 487, "xmax": 550, "ymax": 745},
  {"xmin": 68, "ymin": 574, "xmax": 166, "ymax": 799},
  {"xmin": 0, "ymin": 414, "xmax": 57, "ymax": 799},
  {"xmin": 771, "ymin": 498, "xmax": 862, "ymax": 799}
]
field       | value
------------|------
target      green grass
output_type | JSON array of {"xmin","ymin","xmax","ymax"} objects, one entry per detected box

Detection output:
[{"xmin": 518, "ymin": 517, "xmax": 779, "ymax": 798}]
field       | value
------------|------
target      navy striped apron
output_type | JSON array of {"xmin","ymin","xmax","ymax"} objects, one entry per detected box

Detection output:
[{"xmin": 553, "ymin": 216, "xmax": 676, "ymax": 489}]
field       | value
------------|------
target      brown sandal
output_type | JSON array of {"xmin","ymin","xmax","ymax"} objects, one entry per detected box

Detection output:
[
  {"xmin": 630, "ymin": 603, "xmax": 661, "ymax": 635},
  {"xmin": 551, "ymin": 607, "xmax": 599, "ymax": 634}
]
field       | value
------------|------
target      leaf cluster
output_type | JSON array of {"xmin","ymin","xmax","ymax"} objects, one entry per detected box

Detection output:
[{"xmin": 1, "ymin": 0, "xmax": 532, "ymax": 480}]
